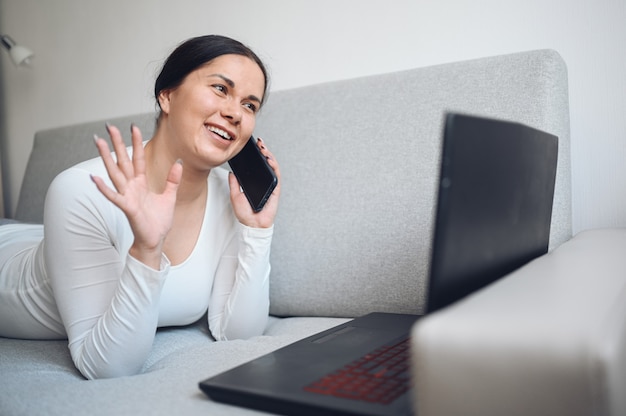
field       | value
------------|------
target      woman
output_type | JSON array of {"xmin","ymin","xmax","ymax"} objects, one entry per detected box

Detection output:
[{"xmin": 0, "ymin": 35, "xmax": 280, "ymax": 379}]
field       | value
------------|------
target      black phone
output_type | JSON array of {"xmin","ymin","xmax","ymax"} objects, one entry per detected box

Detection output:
[{"xmin": 228, "ymin": 136, "xmax": 278, "ymax": 212}]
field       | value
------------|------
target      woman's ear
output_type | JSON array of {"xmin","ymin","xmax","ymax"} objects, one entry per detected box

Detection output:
[{"xmin": 158, "ymin": 90, "xmax": 172, "ymax": 115}]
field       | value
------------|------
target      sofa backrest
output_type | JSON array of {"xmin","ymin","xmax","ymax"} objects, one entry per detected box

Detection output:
[
  {"xmin": 16, "ymin": 49, "xmax": 571, "ymax": 318},
  {"xmin": 257, "ymin": 49, "xmax": 571, "ymax": 317},
  {"xmin": 15, "ymin": 113, "xmax": 158, "ymax": 224}
]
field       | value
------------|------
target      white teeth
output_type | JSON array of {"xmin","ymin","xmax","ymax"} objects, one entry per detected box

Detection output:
[{"xmin": 208, "ymin": 126, "xmax": 232, "ymax": 140}]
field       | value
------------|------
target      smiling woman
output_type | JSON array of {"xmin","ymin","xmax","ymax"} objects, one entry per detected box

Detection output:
[
  {"xmin": 0, "ymin": 35, "xmax": 281, "ymax": 380},
  {"xmin": 151, "ymin": 54, "xmax": 266, "ymax": 172}
]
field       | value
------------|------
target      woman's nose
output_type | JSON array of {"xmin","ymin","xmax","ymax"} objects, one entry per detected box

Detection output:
[{"xmin": 221, "ymin": 99, "xmax": 242, "ymax": 125}]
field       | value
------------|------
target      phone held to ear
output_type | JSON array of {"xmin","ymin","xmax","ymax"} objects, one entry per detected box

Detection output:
[{"xmin": 228, "ymin": 136, "xmax": 278, "ymax": 212}]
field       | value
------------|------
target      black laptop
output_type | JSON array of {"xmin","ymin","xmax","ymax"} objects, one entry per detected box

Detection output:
[{"xmin": 199, "ymin": 113, "xmax": 559, "ymax": 416}]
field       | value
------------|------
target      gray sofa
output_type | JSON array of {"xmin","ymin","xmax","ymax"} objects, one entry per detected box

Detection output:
[{"xmin": 1, "ymin": 49, "xmax": 623, "ymax": 415}]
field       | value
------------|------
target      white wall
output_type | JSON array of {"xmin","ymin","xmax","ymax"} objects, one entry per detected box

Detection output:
[{"xmin": 1, "ymin": 0, "xmax": 625, "ymax": 234}]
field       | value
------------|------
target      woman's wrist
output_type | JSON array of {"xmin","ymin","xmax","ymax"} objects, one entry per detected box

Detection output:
[{"xmin": 128, "ymin": 243, "xmax": 164, "ymax": 270}]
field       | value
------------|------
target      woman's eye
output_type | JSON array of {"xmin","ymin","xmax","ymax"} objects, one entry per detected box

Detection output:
[
  {"xmin": 213, "ymin": 84, "xmax": 227, "ymax": 94},
  {"xmin": 243, "ymin": 102, "xmax": 258, "ymax": 113}
]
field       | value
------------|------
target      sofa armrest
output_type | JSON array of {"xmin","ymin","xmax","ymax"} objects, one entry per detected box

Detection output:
[{"xmin": 411, "ymin": 228, "xmax": 626, "ymax": 416}]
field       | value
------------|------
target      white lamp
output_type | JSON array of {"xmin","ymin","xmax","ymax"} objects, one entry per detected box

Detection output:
[{"xmin": 1, "ymin": 35, "xmax": 34, "ymax": 67}]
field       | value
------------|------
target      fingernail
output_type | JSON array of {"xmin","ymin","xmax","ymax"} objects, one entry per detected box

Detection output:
[
  {"xmin": 130, "ymin": 123, "xmax": 136, "ymax": 133},
  {"xmin": 89, "ymin": 174, "xmax": 96, "ymax": 183},
  {"xmin": 93, "ymin": 134, "xmax": 99, "ymax": 145},
  {"xmin": 105, "ymin": 122, "xmax": 111, "ymax": 134},
  {"xmin": 175, "ymin": 158, "xmax": 183, "ymax": 165}
]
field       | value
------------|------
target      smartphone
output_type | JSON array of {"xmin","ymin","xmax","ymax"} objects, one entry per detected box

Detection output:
[{"xmin": 228, "ymin": 136, "xmax": 278, "ymax": 212}]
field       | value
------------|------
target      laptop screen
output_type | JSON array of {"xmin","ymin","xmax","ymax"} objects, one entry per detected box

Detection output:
[{"xmin": 427, "ymin": 113, "xmax": 558, "ymax": 313}]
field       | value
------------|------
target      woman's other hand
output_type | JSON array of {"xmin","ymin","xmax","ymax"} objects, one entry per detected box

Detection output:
[{"xmin": 228, "ymin": 138, "xmax": 280, "ymax": 229}]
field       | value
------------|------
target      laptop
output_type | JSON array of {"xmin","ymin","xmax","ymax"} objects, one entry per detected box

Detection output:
[{"xmin": 199, "ymin": 113, "xmax": 559, "ymax": 416}]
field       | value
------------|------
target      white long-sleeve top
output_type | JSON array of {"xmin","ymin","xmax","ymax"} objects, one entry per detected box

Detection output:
[{"xmin": 0, "ymin": 153, "xmax": 272, "ymax": 380}]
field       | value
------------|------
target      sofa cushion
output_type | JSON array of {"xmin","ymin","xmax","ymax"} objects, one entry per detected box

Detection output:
[{"xmin": 0, "ymin": 316, "xmax": 349, "ymax": 416}]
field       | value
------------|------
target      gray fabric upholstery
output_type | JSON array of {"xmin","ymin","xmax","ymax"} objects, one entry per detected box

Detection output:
[
  {"xmin": 2, "ymin": 49, "xmax": 581, "ymax": 415},
  {"xmin": 0, "ymin": 316, "xmax": 349, "ymax": 416},
  {"xmin": 14, "ymin": 113, "xmax": 158, "ymax": 223},
  {"xmin": 257, "ymin": 48, "xmax": 571, "ymax": 317},
  {"xmin": 13, "ymin": 49, "xmax": 572, "ymax": 319},
  {"xmin": 412, "ymin": 228, "xmax": 626, "ymax": 416}
]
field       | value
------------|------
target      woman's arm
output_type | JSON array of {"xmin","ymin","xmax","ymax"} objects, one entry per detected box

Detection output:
[
  {"xmin": 208, "ymin": 224, "xmax": 273, "ymax": 340},
  {"xmin": 44, "ymin": 125, "xmax": 181, "ymax": 379},
  {"xmin": 207, "ymin": 138, "xmax": 280, "ymax": 340},
  {"xmin": 44, "ymin": 167, "xmax": 170, "ymax": 379}
]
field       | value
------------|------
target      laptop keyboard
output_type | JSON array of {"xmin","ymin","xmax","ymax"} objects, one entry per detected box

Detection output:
[{"xmin": 303, "ymin": 338, "xmax": 411, "ymax": 404}]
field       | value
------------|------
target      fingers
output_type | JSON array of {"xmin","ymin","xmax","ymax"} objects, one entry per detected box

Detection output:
[
  {"xmin": 228, "ymin": 170, "xmax": 242, "ymax": 199},
  {"xmin": 257, "ymin": 138, "xmax": 280, "ymax": 176},
  {"xmin": 130, "ymin": 124, "xmax": 146, "ymax": 177},
  {"xmin": 93, "ymin": 133, "xmax": 128, "ymax": 193},
  {"xmin": 106, "ymin": 123, "xmax": 134, "ymax": 178},
  {"xmin": 257, "ymin": 138, "xmax": 281, "ymax": 194},
  {"xmin": 90, "ymin": 173, "xmax": 121, "ymax": 205},
  {"xmin": 93, "ymin": 123, "xmax": 146, "ymax": 194},
  {"xmin": 163, "ymin": 159, "xmax": 183, "ymax": 197}
]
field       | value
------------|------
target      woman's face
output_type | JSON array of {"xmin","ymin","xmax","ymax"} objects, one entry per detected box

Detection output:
[{"xmin": 158, "ymin": 54, "xmax": 266, "ymax": 170}]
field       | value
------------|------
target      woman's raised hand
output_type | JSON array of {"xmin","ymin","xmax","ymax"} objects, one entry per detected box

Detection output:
[{"xmin": 91, "ymin": 124, "xmax": 182, "ymax": 269}]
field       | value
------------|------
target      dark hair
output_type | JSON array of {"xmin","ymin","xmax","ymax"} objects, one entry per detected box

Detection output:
[{"xmin": 154, "ymin": 35, "xmax": 269, "ymax": 113}]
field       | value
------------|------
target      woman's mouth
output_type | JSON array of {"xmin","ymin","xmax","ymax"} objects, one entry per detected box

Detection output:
[{"xmin": 207, "ymin": 125, "xmax": 233, "ymax": 141}]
